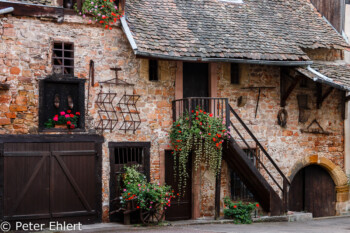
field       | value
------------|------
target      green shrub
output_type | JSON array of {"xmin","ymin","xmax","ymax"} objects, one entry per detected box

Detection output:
[{"xmin": 223, "ymin": 197, "xmax": 259, "ymax": 224}]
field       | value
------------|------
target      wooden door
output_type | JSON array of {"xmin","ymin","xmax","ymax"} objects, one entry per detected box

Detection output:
[
  {"xmin": 3, "ymin": 143, "xmax": 51, "ymax": 220},
  {"xmin": 288, "ymin": 165, "xmax": 336, "ymax": 217},
  {"xmin": 183, "ymin": 63, "xmax": 208, "ymax": 98},
  {"xmin": 164, "ymin": 150, "xmax": 192, "ymax": 220},
  {"xmin": 50, "ymin": 143, "xmax": 97, "ymax": 221},
  {"xmin": 3, "ymin": 142, "xmax": 99, "ymax": 224}
]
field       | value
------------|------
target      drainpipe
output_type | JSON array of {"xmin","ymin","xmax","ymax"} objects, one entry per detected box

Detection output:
[{"xmin": 0, "ymin": 7, "xmax": 14, "ymax": 15}]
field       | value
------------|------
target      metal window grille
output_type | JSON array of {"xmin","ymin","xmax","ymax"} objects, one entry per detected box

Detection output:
[
  {"xmin": 230, "ymin": 149, "xmax": 258, "ymax": 201},
  {"xmin": 52, "ymin": 42, "xmax": 74, "ymax": 75}
]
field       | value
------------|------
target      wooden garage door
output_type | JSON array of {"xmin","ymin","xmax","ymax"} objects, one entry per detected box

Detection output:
[
  {"xmin": 288, "ymin": 165, "xmax": 336, "ymax": 217},
  {"xmin": 3, "ymin": 142, "xmax": 98, "ymax": 223}
]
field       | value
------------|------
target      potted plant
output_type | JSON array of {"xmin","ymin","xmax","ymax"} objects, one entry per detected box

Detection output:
[{"xmin": 44, "ymin": 110, "xmax": 80, "ymax": 129}]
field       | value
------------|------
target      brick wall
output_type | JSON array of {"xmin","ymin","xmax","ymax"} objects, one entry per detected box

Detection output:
[{"xmin": 0, "ymin": 14, "xmax": 347, "ymax": 220}]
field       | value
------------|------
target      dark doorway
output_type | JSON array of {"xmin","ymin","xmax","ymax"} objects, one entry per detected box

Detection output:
[
  {"xmin": 288, "ymin": 165, "xmax": 336, "ymax": 217},
  {"xmin": 183, "ymin": 63, "xmax": 209, "ymax": 98},
  {"xmin": 164, "ymin": 150, "xmax": 192, "ymax": 220}
]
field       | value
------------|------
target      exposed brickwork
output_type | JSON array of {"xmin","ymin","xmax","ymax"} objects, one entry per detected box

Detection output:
[{"xmin": 0, "ymin": 13, "xmax": 348, "ymax": 220}]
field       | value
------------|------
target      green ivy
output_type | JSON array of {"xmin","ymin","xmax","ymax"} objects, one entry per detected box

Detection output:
[
  {"xmin": 223, "ymin": 197, "xmax": 259, "ymax": 224},
  {"xmin": 169, "ymin": 106, "xmax": 229, "ymax": 194}
]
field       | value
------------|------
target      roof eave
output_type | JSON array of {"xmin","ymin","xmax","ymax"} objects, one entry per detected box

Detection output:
[{"xmin": 135, "ymin": 51, "xmax": 313, "ymax": 66}]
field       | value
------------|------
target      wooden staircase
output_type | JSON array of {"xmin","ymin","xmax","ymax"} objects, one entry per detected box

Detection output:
[{"xmin": 172, "ymin": 97, "xmax": 290, "ymax": 216}]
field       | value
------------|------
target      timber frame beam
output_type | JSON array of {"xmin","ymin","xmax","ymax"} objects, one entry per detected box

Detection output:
[
  {"xmin": 0, "ymin": 1, "xmax": 64, "ymax": 20},
  {"xmin": 316, "ymin": 83, "xmax": 334, "ymax": 109},
  {"xmin": 280, "ymin": 70, "xmax": 301, "ymax": 107}
]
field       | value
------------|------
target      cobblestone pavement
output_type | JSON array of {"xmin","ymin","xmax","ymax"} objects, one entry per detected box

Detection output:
[{"xmin": 111, "ymin": 217, "xmax": 350, "ymax": 233}]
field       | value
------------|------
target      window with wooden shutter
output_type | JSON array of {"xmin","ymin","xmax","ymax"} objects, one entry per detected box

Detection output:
[
  {"xmin": 230, "ymin": 63, "xmax": 240, "ymax": 84},
  {"xmin": 52, "ymin": 41, "xmax": 74, "ymax": 75},
  {"xmin": 149, "ymin": 60, "xmax": 159, "ymax": 81}
]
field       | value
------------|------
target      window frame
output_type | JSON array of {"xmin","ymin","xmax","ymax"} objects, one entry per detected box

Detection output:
[
  {"xmin": 38, "ymin": 74, "xmax": 86, "ymax": 132},
  {"xmin": 52, "ymin": 41, "xmax": 75, "ymax": 76}
]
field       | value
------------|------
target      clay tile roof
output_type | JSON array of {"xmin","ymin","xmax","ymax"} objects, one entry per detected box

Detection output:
[
  {"xmin": 296, "ymin": 63, "xmax": 350, "ymax": 91},
  {"xmin": 124, "ymin": 0, "xmax": 349, "ymax": 61}
]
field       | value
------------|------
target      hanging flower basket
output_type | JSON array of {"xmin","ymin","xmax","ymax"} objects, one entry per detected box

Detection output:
[{"xmin": 169, "ymin": 106, "xmax": 230, "ymax": 194}]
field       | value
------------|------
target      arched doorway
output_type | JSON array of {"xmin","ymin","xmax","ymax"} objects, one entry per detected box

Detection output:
[{"xmin": 288, "ymin": 165, "xmax": 336, "ymax": 217}]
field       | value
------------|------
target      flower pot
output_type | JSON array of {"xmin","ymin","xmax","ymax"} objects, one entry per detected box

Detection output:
[{"xmin": 54, "ymin": 124, "xmax": 67, "ymax": 129}]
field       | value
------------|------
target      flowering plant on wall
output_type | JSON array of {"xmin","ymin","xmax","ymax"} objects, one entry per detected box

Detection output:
[
  {"xmin": 44, "ymin": 110, "xmax": 80, "ymax": 129},
  {"xmin": 169, "ymin": 107, "xmax": 229, "ymax": 194},
  {"xmin": 120, "ymin": 166, "xmax": 175, "ymax": 211},
  {"xmin": 74, "ymin": 0, "xmax": 123, "ymax": 30}
]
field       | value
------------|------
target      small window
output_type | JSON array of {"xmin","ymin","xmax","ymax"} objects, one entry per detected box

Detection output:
[
  {"xmin": 230, "ymin": 63, "xmax": 240, "ymax": 84},
  {"xmin": 149, "ymin": 60, "xmax": 158, "ymax": 81},
  {"xmin": 52, "ymin": 42, "xmax": 74, "ymax": 75}
]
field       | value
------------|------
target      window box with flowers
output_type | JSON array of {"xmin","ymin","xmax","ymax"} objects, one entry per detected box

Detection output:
[
  {"xmin": 75, "ymin": 0, "xmax": 123, "ymax": 30},
  {"xmin": 169, "ymin": 107, "xmax": 229, "ymax": 194},
  {"xmin": 44, "ymin": 110, "xmax": 81, "ymax": 130}
]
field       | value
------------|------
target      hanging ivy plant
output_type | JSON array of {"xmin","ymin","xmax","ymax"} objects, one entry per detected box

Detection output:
[
  {"xmin": 169, "ymin": 106, "xmax": 230, "ymax": 194},
  {"xmin": 75, "ymin": 0, "xmax": 123, "ymax": 30}
]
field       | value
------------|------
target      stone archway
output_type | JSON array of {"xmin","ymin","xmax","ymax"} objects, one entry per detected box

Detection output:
[{"xmin": 288, "ymin": 155, "xmax": 349, "ymax": 215}]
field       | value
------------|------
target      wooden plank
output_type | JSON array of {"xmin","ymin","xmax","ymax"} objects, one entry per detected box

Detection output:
[
  {"xmin": 280, "ymin": 71, "xmax": 301, "ymax": 107},
  {"xmin": 0, "ymin": 134, "xmax": 104, "ymax": 143},
  {"xmin": 53, "ymin": 153, "xmax": 92, "ymax": 212},
  {"xmin": 310, "ymin": 0, "xmax": 343, "ymax": 32},
  {"xmin": 0, "ymin": 1, "xmax": 63, "ymax": 20},
  {"xmin": 214, "ymin": 170, "xmax": 221, "ymax": 220},
  {"xmin": 8, "ymin": 154, "xmax": 48, "ymax": 217}
]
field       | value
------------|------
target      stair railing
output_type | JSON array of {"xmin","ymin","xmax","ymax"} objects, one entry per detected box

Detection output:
[
  {"xmin": 227, "ymin": 104, "xmax": 290, "ymax": 211},
  {"xmin": 172, "ymin": 97, "xmax": 290, "ymax": 211}
]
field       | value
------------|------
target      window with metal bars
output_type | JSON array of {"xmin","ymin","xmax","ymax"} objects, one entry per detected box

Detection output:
[
  {"xmin": 230, "ymin": 63, "xmax": 240, "ymax": 84},
  {"xmin": 52, "ymin": 42, "xmax": 74, "ymax": 75},
  {"xmin": 230, "ymin": 148, "xmax": 258, "ymax": 201},
  {"xmin": 109, "ymin": 142, "xmax": 150, "ymax": 222}
]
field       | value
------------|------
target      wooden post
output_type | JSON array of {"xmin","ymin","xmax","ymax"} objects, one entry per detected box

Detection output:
[{"xmin": 214, "ymin": 169, "xmax": 221, "ymax": 220}]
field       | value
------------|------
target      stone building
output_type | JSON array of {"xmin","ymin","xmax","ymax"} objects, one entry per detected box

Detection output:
[{"xmin": 0, "ymin": 0, "xmax": 350, "ymax": 226}]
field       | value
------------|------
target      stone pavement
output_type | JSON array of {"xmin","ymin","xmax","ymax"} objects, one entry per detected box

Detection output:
[{"xmin": 71, "ymin": 216, "xmax": 350, "ymax": 233}]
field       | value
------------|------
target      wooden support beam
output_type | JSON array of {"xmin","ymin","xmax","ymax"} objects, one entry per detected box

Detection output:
[
  {"xmin": 280, "ymin": 72, "xmax": 301, "ymax": 107},
  {"xmin": 214, "ymin": 171, "xmax": 221, "ymax": 220},
  {"xmin": 0, "ymin": 1, "xmax": 63, "ymax": 20},
  {"xmin": 317, "ymin": 84, "xmax": 334, "ymax": 109}
]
